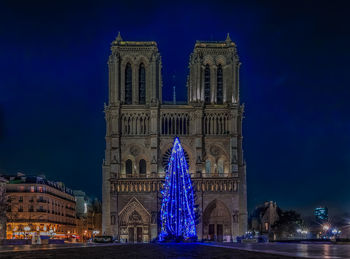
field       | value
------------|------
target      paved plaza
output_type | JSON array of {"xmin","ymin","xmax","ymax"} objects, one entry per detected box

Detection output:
[{"xmin": 0, "ymin": 243, "xmax": 349, "ymax": 259}]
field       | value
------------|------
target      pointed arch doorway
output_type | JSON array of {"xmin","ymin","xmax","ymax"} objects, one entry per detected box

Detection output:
[
  {"xmin": 203, "ymin": 199, "xmax": 232, "ymax": 242},
  {"xmin": 119, "ymin": 197, "xmax": 151, "ymax": 243}
]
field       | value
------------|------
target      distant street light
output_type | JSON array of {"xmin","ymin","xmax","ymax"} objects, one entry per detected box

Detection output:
[
  {"xmin": 24, "ymin": 226, "xmax": 31, "ymax": 239},
  {"xmin": 323, "ymin": 224, "xmax": 330, "ymax": 231},
  {"xmin": 23, "ymin": 226, "xmax": 30, "ymax": 232}
]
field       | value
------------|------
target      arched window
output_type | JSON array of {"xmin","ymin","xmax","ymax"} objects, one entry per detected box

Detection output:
[
  {"xmin": 205, "ymin": 160, "xmax": 211, "ymax": 174},
  {"xmin": 204, "ymin": 64, "xmax": 211, "ymax": 104},
  {"xmin": 126, "ymin": 159, "xmax": 133, "ymax": 176},
  {"xmin": 218, "ymin": 159, "xmax": 224, "ymax": 175},
  {"xmin": 217, "ymin": 64, "xmax": 223, "ymax": 104},
  {"xmin": 125, "ymin": 63, "xmax": 132, "ymax": 104},
  {"xmin": 139, "ymin": 63, "xmax": 146, "ymax": 104},
  {"xmin": 139, "ymin": 159, "xmax": 146, "ymax": 176}
]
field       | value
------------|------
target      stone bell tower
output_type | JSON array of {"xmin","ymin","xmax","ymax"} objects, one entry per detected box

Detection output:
[
  {"xmin": 186, "ymin": 33, "xmax": 247, "ymax": 236},
  {"xmin": 102, "ymin": 32, "xmax": 163, "ymax": 236},
  {"xmin": 187, "ymin": 33, "xmax": 240, "ymax": 105}
]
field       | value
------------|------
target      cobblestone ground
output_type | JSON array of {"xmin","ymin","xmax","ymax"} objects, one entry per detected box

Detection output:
[{"xmin": 0, "ymin": 243, "xmax": 303, "ymax": 259}]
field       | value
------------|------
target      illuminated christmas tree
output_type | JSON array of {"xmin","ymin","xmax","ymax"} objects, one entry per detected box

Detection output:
[{"xmin": 159, "ymin": 137, "xmax": 197, "ymax": 241}]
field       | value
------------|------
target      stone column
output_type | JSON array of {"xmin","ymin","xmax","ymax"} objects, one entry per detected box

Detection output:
[
  {"xmin": 109, "ymin": 53, "xmax": 120, "ymax": 105},
  {"xmin": 200, "ymin": 65, "xmax": 205, "ymax": 102},
  {"xmin": 150, "ymin": 107, "xmax": 159, "ymax": 176},
  {"xmin": 157, "ymin": 57, "xmax": 162, "ymax": 103},
  {"xmin": 150, "ymin": 58, "xmax": 156, "ymax": 103},
  {"xmin": 237, "ymin": 62, "xmax": 241, "ymax": 104},
  {"xmin": 102, "ymin": 162, "xmax": 111, "ymax": 235},
  {"xmin": 223, "ymin": 64, "xmax": 229, "ymax": 103},
  {"xmin": 237, "ymin": 105, "xmax": 247, "ymax": 235},
  {"xmin": 108, "ymin": 56, "xmax": 115, "ymax": 105}
]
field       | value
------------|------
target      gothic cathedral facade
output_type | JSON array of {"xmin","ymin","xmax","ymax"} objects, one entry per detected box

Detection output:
[{"xmin": 102, "ymin": 33, "xmax": 247, "ymax": 242}]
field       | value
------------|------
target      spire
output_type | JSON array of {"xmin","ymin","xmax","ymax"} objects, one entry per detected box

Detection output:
[
  {"xmin": 172, "ymin": 74, "xmax": 176, "ymax": 105},
  {"xmin": 225, "ymin": 33, "xmax": 231, "ymax": 42},
  {"xmin": 116, "ymin": 31, "xmax": 123, "ymax": 42}
]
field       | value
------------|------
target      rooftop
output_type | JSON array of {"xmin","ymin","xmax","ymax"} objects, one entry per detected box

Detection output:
[
  {"xmin": 195, "ymin": 33, "xmax": 236, "ymax": 48},
  {"xmin": 2, "ymin": 173, "xmax": 74, "ymax": 195},
  {"xmin": 111, "ymin": 32, "xmax": 157, "ymax": 47}
]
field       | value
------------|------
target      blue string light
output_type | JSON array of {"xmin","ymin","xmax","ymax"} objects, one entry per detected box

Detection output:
[{"xmin": 159, "ymin": 137, "xmax": 197, "ymax": 241}]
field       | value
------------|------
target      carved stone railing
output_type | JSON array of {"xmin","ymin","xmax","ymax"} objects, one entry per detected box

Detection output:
[
  {"xmin": 203, "ymin": 111, "xmax": 231, "ymax": 135},
  {"xmin": 110, "ymin": 178, "xmax": 238, "ymax": 193},
  {"xmin": 121, "ymin": 112, "xmax": 150, "ymax": 135},
  {"xmin": 160, "ymin": 112, "xmax": 190, "ymax": 135}
]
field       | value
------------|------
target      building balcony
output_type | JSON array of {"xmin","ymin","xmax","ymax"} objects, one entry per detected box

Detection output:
[{"xmin": 6, "ymin": 189, "xmax": 75, "ymax": 203}]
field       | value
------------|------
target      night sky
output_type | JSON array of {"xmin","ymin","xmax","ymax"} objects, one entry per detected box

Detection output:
[{"xmin": 1, "ymin": 0, "xmax": 349, "ymax": 217}]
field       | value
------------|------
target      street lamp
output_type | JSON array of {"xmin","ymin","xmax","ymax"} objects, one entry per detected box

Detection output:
[
  {"xmin": 49, "ymin": 229, "xmax": 54, "ymax": 239},
  {"xmin": 23, "ymin": 226, "xmax": 31, "ymax": 239}
]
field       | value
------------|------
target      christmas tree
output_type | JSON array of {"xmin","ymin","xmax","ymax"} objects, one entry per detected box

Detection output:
[{"xmin": 159, "ymin": 137, "xmax": 197, "ymax": 241}]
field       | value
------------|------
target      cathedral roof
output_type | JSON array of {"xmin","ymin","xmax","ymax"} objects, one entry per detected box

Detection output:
[
  {"xmin": 111, "ymin": 32, "xmax": 157, "ymax": 47},
  {"xmin": 195, "ymin": 33, "xmax": 236, "ymax": 48}
]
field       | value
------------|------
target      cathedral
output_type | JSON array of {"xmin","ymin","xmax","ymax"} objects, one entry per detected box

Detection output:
[{"xmin": 102, "ymin": 32, "xmax": 247, "ymax": 242}]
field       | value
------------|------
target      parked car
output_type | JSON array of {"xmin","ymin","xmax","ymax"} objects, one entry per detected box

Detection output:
[{"xmin": 93, "ymin": 236, "xmax": 113, "ymax": 243}]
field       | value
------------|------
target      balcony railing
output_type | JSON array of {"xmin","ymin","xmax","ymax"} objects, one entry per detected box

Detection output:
[{"xmin": 5, "ymin": 189, "xmax": 75, "ymax": 203}]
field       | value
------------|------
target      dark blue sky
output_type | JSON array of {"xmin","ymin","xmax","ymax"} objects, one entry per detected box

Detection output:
[{"xmin": 1, "ymin": 0, "xmax": 349, "ymax": 216}]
